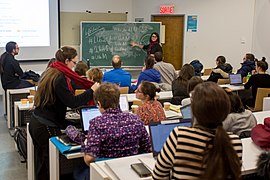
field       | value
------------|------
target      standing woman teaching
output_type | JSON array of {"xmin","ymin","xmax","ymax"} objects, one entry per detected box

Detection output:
[
  {"xmin": 130, "ymin": 32, "xmax": 162, "ymax": 55},
  {"xmin": 29, "ymin": 46, "xmax": 99, "ymax": 180}
]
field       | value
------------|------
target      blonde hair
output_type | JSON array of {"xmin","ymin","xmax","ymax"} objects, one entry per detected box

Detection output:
[{"xmin": 86, "ymin": 68, "xmax": 103, "ymax": 83}]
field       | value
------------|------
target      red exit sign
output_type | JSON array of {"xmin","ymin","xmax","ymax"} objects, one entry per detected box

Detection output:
[{"xmin": 160, "ymin": 5, "xmax": 174, "ymax": 14}]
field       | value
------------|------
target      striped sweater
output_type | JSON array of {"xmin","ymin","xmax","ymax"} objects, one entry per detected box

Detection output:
[{"xmin": 152, "ymin": 126, "xmax": 242, "ymax": 179}]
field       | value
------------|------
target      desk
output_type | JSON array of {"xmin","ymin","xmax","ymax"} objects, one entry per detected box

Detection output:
[
  {"xmin": 49, "ymin": 138, "xmax": 84, "ymax": 180},
  {"xmin": 90, "ymin": 139, "xmax": 263, "ymax": 179},
  {"xmin": 219, "ymin": 84, "xmax": 245, "ymax": 91},
  {"xmin": 90, "ymin": 153, "xmax": 155, "ymax": 180},
  {"xmin": 6, "ymin": 87, "xmax": 36, "ymax": 128},
  {"xmin": 27, "ymin": 123, "xmax": 35, "ymax": 180},
  {"xmin": 126, "ymin": 91, "xmax": 172, "ymax": 102},
  {"xmin": 253, "ymin": 110, "xmax": 270, "ymax": 124},
  {"xmin": 201, "ymin": 75, "xmax": 209, "ymax": 81},
  {"xmin": 14, "ymin": 101, "xmax": 33, "ymax": 127}
]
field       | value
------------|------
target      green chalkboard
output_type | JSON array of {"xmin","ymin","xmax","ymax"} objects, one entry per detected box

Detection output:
[{"xmin": 80, "ymin": 22, "xmax": 161, "ymax": 67}]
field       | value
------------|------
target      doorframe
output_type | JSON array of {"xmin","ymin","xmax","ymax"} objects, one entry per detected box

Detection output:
[{"xmin": 151, "ymin": 14, "xmax": 186, "ymax": 69}]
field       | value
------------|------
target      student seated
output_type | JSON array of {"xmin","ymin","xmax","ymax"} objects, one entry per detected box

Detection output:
[
  {"xmin": 181, "ymin": 76, "xmax": 203, "ymax": 106},
  {"xmin": 86, "ymin": 67, "xmax": 103, "ymax": 83},
  {"xmin": 223, "ymin": 88, "xmax": 257, "ymax": 137},
  {"xmin": 237, "ymin": 53, "xmax": 256, "ymax": 77},
  {"xmin": 66, "ymin": 83, "xmax": 151, "ymax": 179},
  {"xmin": 152, "ymin": 82, "xmax": 242, "ymax": 179},
  {"xmin": 71, "ymin": 61, "xmax": 89, "ymax": 90},
  {"xmin": 171, "ymin": 64, "xmax": 195, "ymax": 105},
  {"xmin": 135, "ymin": 81, "xmax": 166, "ymax": 125},
  {"xmin": 244, "ymin": 58, "xmax": 270, "ymax": 107},
  {"xmin": 207, "ymin": 55, "xmax": 232, "ymax": 83}
]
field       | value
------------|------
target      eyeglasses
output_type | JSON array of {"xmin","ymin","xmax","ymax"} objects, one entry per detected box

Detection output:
[
  {"xmin": 151, "ymin": 35, "xmax": 157, "ymax": 38},
  {"xmin": 71, "ymin": 60, "xmax": 77, "ymax": 65},
  {"xmin": 136, "ymin": 89, "xmax": 142, "ymax": 93}
]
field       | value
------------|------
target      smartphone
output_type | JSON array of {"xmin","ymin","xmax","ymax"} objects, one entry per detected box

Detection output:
[
  {"xmin": 57, "ymin": 134, "xmax": 78, "ymax": 146},
  {"xmin": 130, "ymin": 163, "xmax": 152, "ymax": 178}
]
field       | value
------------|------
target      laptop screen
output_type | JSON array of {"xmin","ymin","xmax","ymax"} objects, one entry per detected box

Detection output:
[
  {"xmin": 229, "ymin": 74, "xmax": 242, "ymax": 85},
  {"xmin": 80, "ymin": 106, "xmax": 101, "ymax": 134},
  {"xmin": 119, "ymin": 94, "xmax": 129, "ymax": 112},
  {"xmin": 180, "ymin": 104, "xmax": 192, "ymax": 122},
  {"xmin": 149, "ymin": 121, "xmax": 191, "ymax": 157}
]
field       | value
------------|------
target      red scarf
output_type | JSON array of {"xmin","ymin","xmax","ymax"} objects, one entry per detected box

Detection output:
[
  {"xmin": 147, "ymin": 41, "xmax": 158, "ymax": 55},
  {"xmin": 50, "ymin": 61, "xmax": 95, "ymax": 105}
]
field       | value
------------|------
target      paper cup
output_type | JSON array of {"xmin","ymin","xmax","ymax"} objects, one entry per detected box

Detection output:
[
  {"xmin": 131, "ymin": 105, "xmax": 139, "ymax": 114},
  {"xmin": 21, "ymin": 98, "xmax": 29, "ymax": 105},
  {"xmin": 27, "ymin": 95, "xmax": 35, "ymax": 103},
  {"xmin": 163, "ymin": 102, "xmax": 171, "ymax": 111}
]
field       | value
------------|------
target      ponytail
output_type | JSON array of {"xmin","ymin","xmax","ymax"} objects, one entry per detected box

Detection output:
[{"xmin": 201, "ymin": 126, "xmax": 241, "ymax": 179}]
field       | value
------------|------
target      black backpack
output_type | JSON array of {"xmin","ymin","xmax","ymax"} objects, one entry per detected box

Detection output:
[
  {"xmin": 14, "ymin": 127, "xmax": 27, "ymax": 162},
  {"xmin": 21, "ymin": 70, "xmax": 40, "ymax": 82}
]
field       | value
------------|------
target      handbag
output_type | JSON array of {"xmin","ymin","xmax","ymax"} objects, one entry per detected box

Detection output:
[{"xmin": 251, "ymin": 117, "xmax": 270, "ymax": 149}]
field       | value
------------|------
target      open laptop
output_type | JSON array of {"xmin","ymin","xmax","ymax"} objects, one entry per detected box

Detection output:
[
  {"xmin": 149, "ymin": 121, "xmax": 192, "ymax": 158},
  {"xmin": 229, "ymin": 74, "xmax": 243, "ymax": 86},
  {"xmin": 119, "ymin": 94, "xmax": 129, "ymax": 112},
  {"xmin": 79, "ymin": 106, "xmax": 102, "ymax": 134},
  {"xmin": 180, "ymin": 104, "xmax": 192, "ymax": 122}
]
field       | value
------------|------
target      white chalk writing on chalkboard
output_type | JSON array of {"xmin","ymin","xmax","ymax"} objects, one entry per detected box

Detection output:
[{"xmin": 81, "ymin": 22, "xmax": 161, "ymax": 66}]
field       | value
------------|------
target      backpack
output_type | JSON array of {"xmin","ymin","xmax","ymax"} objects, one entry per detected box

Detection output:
[
  {"xmin": 190, "ymin": 60, "xmax": 203, "ymax": 76},
  {"xmin": 14, "ymin": 127, "xmax": 27, "ymax": 162}
]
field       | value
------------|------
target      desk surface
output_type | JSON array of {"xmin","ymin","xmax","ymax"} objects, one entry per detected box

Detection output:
[
  {"xmin": 253, "ymin": 110, "xmax": 270, "ymax": 124},
  {"xmin": 90, "ymin": 138, "xmax": 263, "ymax": 179},
  {"xmin": 126, "ymin": 91, "xmax": 172, "ymax": 102}
]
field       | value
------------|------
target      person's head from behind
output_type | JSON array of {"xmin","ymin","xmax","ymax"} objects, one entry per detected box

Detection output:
[
  {"xmin": 149, "ymin": 32, "xmax": 160, "ymax": 43},
  {"xmin": 244, "ymin": 53, "xmax": 255, "ymax": 62},
  {"xmin": 94, "ymin": 83, "xmax": 120, "ymax": 112},
  {"xmin": 112, "ymin": 55, "xmax": 122, "ymax": 68},
  {"xmin": 75, "ymin": 61, "xmax": 88, "ymax": 76},
  {"xmin": 154, "ymin": 52, "xmax": 163, "ymax": 62},
  {"xmin": 144, "ymin": 55, "xmax": 155, "ymax": 70},
  {"xmin": 178, "ymin": 64, "xmax": 195, "ymax": 80},
  {"xmin": 191, "ymin": 82, "xmax": 241, "ymax": 179},
  {"xmin": 256, "ymin": 57, "xmax": 268, "ymax": 73},
  {"xmin": 86, "ymin": 68, "xmax": 103, "ymax": 83},
  {"xmin": 216, "ymin": 55, "xmax": 226, "ymax": 66},
  {"xmin": 225, "ymin": 89, "xmax": 245, "ymax": 113},
  {"xmin": 6, "ymin": 41, "xmax": 19, "ymax": 55},
  {"xmin": 187, "ymin": 76, "xmax": 203, "ymax": 94},
  {"xmin": 55, "ymin": 46, "xmax": 78, "ymax": 70},
  {"xmin": 135, "ymin": 81, "xmax": 160, "ymax": 101}
]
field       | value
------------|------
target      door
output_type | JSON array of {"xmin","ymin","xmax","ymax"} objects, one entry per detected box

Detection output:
[{"xmin": 152, "ymin": 15, "xmax": 185, "ymax": 70}]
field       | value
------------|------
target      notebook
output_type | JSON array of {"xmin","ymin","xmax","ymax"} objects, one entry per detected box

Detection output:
[
  {"xmin": 119, "ymin": 94, "xmax": 129, "ymax": 112},
  {"xmin": 229, "ymin": 74, "xmax": 243, "ymax": 86},
  {"xmin": 149, "ymin": 121, "xmax": 192, "ymax": 158},
  {"xmin": 79, "ymin": 106, "xmax": 102, "ymax": 134},
  {"xmin": 180, "ymin": 104, "xmax": 192, "ymax": 122}
]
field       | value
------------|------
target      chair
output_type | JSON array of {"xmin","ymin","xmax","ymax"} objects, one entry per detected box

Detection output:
[
  {"xmin": 119, "ymin": 87, "xmax": 129, "ymax": 94},
  {"xmin": 203, "ymin": 68, "xmax": 212, "ymax": 76},
  {"xmin": 217, "ymin": 78, "xmax": 230, "ymax": 85},
  {"xmin": 248, "ymin": 88, "xmax": 270, "ymax": 112},
  {"xmin": 75, "ymin": 89, "xmax": 85, "ymax": 96},
  {"xmin": 132, "ymin": 99, "xmax": 142, "ymax": 106}
]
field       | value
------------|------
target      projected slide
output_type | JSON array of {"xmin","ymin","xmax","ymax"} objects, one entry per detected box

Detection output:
[{"xmin": 0, "ymin": 0, "xmax": 50, "ymax": 47}]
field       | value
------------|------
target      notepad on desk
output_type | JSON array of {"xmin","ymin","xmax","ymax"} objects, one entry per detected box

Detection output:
[{"xmin": 169, "ymin": 104, "xmax": 181, "ymax": 113}]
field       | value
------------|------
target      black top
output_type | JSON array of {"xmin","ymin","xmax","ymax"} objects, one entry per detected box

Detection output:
[
  {"xmin": 170, "ymin": 79, "xmax": 189, "ymax": 105},
  {"xmin": 34, "ymin": 73, "xmax": 94, "ymax": 129},
  {"xmin": 143, "ymin": 43, "xmax": 162, "ymax": 55},
  {"xmin": 244, "ymin": 73, "xmax": 270, "ymax": 104},
  {"xmin": 0, "ymin": 53, "xmax": 24, "ymax": 90}
]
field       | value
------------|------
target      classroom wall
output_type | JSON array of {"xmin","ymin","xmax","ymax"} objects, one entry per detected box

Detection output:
[
  {"xmin": 252, "ymin": 0, "xmax": 270, "ymax": 61},
  {"xmin": 132, "ymin": 0, "xmax": 256, "ymax": 71}
]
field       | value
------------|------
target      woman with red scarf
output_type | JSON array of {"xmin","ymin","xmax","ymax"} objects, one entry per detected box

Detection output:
[
  {"xmin": 29, "ymin": 46, "xmax": 99, "ymax": 180},
  {"xmin": 131, "ymin": 32, "xmax": 162, "ymax": 55}
]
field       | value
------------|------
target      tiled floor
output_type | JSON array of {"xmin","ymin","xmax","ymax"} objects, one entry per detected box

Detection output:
[{"xmin": 0, "ymin": 98, "xmax": 28, "ymax": 180}]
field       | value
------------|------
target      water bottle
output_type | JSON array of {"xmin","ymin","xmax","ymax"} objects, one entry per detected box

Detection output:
[{"xmin": 246, "ymin": 72, "xmax": 251, "ymax": 83}]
